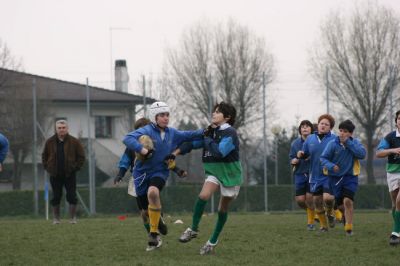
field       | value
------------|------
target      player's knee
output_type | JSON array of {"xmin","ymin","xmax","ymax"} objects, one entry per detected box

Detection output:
[{"xmin": 343, "ymin": 197, "xmax": 353, "ymax": 208}]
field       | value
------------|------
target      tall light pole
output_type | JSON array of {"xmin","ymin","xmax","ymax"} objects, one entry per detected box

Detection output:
[
  {"xmin": 262, "ymin": 72, "xmax": 268, "ymax": 212},
  {"xmin": 271, "ymin": 125, "xmax": 281, "ymax": 185},
  {"xmin": 109, "ymin": 27, "xmax": 131, "ymax": 90}
]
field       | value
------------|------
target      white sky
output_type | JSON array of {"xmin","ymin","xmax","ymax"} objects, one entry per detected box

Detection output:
[{"xmin": 1, "ymin": 0, "xmax": 399, "ymax": 127}]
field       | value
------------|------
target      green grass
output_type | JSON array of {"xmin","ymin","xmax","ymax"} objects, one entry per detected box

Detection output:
[{"xmin": 0, "ymin": 212, "xmax": 398, "ymax": 266}]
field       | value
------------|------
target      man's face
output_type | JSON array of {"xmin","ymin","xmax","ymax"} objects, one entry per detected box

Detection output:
[
  {"xmin": 156, "ymin": 112, "xmax": 170, "ymax": 128},
  {"xmin": 317, "ymin": 118, "xmax": 331, "ymax": 134},
  {"xmin": 56, "ymin": 123, "xmax": 68, "ymax": 138}
]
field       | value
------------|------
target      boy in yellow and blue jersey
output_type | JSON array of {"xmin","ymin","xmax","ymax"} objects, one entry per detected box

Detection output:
[
  {"xmin": 289, "ymin": 120, "xmax": 316, "ymax": 230},
  {"xmin": 320, "ymin": 120, "xmax": 366, "ymax": 236}
]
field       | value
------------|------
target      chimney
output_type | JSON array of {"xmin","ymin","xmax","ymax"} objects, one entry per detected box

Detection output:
[{"xmin": 115, "ymin": 59, "xmax": 129, "ymax": 93}]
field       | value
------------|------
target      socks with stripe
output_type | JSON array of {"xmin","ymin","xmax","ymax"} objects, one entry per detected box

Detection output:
[{"xmin": 148, "ymin": 204, "xmax": 161, "ymax": 234}]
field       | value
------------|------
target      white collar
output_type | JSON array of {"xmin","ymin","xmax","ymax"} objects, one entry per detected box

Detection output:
[
  {"xmin": 219, "ymin": 123, "xmax": 231, "ymax": 130},
  {"xmin": 396, "ymin": 129, "xmax": 400, "ymax": 137}
]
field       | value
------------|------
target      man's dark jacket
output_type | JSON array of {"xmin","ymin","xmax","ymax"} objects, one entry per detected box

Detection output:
[{"xmin": 42, "ymin": 134, "xmax": 85, "ymax": 177}]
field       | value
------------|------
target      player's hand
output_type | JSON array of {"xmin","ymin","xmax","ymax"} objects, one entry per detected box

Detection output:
[
  {"xmin": 114, "ymin": 175, "xmax": 123, "ymax": 185},
  {"xmin": 297, "ymin": 151, "xmax": 304, "ymax": 159},
  {"xmin": 164, "ymin": 154, "xmax": 176, "ymax": 170},
  {"xmin": 333, "ymin": 165, "xmax": 340, "ymax": 173},
  {"xmin": 291, "ymin": 158, "xmax": 299, "ymax": 165},
  {"xmin": 140, "ymin": 148, "xmax": 153, "ymax": 160},
  {"xmin": 392, "ymin": 148, "xmax": 400, "ymax": 155}
]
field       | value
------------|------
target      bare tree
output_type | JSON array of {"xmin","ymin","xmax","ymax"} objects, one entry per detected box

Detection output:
[
  {"xmin": 0, "ymin": 39, "xmax": 48, "ymax": 189},
  {"xmin": 166, "ymin": 19, "xmax": 275, "ymax": 129},
  {"xmin": 310, "ymin": 3, "xmax": 400, "ymax": 183}
]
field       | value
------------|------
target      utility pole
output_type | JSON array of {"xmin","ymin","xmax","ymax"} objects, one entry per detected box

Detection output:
[
  {"xmin": 32, "ymin": 78, "xmax": 39, "ymax": 215},
  {"xmin": 208, "ymin": 74, "xmax": 215, "ymax": 214},
  {"xmin": 262, "ymin": 72, "xmax": 268, "ymax": 212},
  {"xmin": 326, "ymin": 66, "xmax": 330, "ymax": 114}
]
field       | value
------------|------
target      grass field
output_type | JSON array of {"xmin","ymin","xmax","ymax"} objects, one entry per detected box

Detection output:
[{"xmin": 0, "ymin": 211, "xmax": 399, "ymax": 266}]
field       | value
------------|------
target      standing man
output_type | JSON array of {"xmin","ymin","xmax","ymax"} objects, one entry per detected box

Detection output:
[
  {"xmin": 376, "ymin": 110, "xmax": 400, "ymax": 245},
  {"xmin": 289, "ymin": 120, "xmax": 315, "ymax": 230},
  {"xmin": 42, "ymin": 120, "xmax": 85, "ymax": 224},
  {"xmin": 0, "ymin": 132, "xmax": 9, "ymax": 172}
]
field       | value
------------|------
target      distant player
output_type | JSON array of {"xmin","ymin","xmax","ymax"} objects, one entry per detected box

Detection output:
[
  {"xmin": 297, "ymin": 114, "xmax": 336, "ymax": 232},
  {"xmin": 289, "ymin": 120, "xmax": 316, "ymax": 230},
  {"xmin": 376, "ymin": 110, "xmax": 400, "ymax": 245},
  {"xmin": 320, "ymin": 120, "xmax": 366, "ymax": 236}
]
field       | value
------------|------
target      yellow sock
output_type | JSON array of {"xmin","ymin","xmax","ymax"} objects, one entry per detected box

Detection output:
[
  {"xmin": 307, "ymin": 208, "xmax": 315, "ymax": 225},
  {"xmin": 317, "ymin": 211, "xmax": 328, "ymax": 228},
  {"xmin": 335, "ymin": 209, "xmax": 343, "ymax": 221},
  {"xmin": 345, "ymin": 223, "xmax": 353, "ymax": 232},
  {"xmin": 148, "ymin": 204, "xmax": 161, "ymax": 233}
]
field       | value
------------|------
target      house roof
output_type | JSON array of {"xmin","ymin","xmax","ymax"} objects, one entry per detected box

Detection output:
[{"xmin": 0, "ymin": 68, "xmax": 156, "ymax": 104}]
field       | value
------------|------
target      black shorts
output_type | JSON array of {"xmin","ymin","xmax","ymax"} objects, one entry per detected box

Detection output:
[{"xmin": 135, "ymin": 176, "xmax": 166, "ymax": 210}]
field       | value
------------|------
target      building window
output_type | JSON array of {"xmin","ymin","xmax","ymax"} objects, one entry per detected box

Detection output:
[{"xmin": 95, "ymin": 116, "xmax": 113, "ymax": 138}]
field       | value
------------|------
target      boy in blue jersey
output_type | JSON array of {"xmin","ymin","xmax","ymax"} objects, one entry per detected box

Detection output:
[
  {"xmin": 320, "ymin": 120, "xmax": 366, "ymax": 236},
  {"xmin": 123, "ymin": 102, "xmax": 203, "ymax": 251},
  {"xmin": 0, "ymin": 133, "xmax": 9, "ymax": 173},
  {"xmin": 376, "ymin": 110, "xmax": 400, "ymax": 245},
  {"xmin": 297, "ymin": 114, "xmax": 336, "ymax": 232},
  {"xmin": 177, "ymin": 102, "xmax": 242, "ymax": 255},
  {"xmin": 289, "ymin": 120, "xmax": 315, "ymax": 230}
]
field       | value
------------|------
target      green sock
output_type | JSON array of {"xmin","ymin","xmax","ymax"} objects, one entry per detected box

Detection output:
[
  {"xmin": 191, "ymin": 198, "xmax": 207, "ymax": 232},
  {"xmin": 144, "ymin": 223, "xmax": 150, "ymax": 233},
  {"xmin": 209, "ymin": 212, "xmax": 228, "ymax": 244},
  {"xmin": 394, "ymin": 211, "xmax": 400, "ymax": 233},
  {"xmin": 392, "ymin": 208, "xmax": 396, "ymax": 221}
]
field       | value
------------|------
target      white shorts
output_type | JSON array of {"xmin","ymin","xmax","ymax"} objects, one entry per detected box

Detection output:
[
  {"xmin": 127, "ymin": 176, "xmax": 137, "ymax": 197},
  {"xmin": 387, "ymin": 172, "xmax": 400, "ymax": 192},
  {"xmin": 205, "ymin": 175, "xmax": 240, "ymax": 198}
]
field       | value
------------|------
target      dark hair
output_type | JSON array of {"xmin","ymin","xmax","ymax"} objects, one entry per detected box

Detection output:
[
  {"xmin": 213, "ymin": 102, "xmax": 236, "ymax": 126},
  {"xmin": 134, "ymin": 117, "xmax": 151, "ymax": 130},
  {"xmin": 298, "ymin": 120, "xmax": 313, "ymax": 135},
  {"xmin": 318, "ymin": 114, "xmax": 335, "ymax": 129},
  {"xmin": 396, "ymin": 110, "xmax": 400, "ymax": 123},
  {"xmin": 338, "ymin": 119, "xmax": 355, "ymax": 133}
]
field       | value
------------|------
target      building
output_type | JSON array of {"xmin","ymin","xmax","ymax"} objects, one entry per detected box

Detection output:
[{"xmin": 0, "ymin": 67, "xmax": 155, "ymax": 190}]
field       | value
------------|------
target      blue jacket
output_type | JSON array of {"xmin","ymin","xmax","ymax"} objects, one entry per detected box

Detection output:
[
  {"xmin": 0, "ymin": 133, "xmax": 9, "ymax": 163},
  {"xmin": 320, "ymin": 136, "xmax": 366, "ymax": 177},
  {"xmin": 302, "ymin": 131, "xmax": 336, "ymax": 182},
  {"xmin": 289, "ymin": 137, "xmax": 310, "ymax": 175},
  {"xmin": 123, "ymin": 123, "xmax": 203, "ymax": 181}
]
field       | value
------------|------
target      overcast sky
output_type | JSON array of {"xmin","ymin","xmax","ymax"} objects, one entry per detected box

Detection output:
[{"xmin": 1, "ymin": 0, "xmax": 399, "ymax": 127}]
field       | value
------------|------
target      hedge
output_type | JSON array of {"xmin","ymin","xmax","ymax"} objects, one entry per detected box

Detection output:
[{"xmin": 0, "ymin": 185, "xmax": 391, "ymax": 217}]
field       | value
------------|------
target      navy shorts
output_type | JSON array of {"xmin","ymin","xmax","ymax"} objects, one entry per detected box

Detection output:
[
  {"xmin": 134, "ymin": 174, "xmax": 166, "ymax": 197},
  {"xmin": 310, "ymin": 178, "xmax": 332, "ymax": 195},
  {"xmin": 329, "ymin": 175, "xmax": 358, "ymax": 205},
  {"xmin": 294, "ymin": 173, "xmax": 311, "ymax": 196}
]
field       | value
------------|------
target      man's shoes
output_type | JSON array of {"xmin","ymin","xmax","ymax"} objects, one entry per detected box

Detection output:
[
  {"xmin": 146, "ymin": 233, "xmax": 162, "ymax": 251},
  {"xmin": 69, "ymin": 217, "xmax": 77, "ymax": 224},
  {"xmin": 179, "ymin": 227, "xmax": 198, "ymax": 243},
  {"xmin": 199, "ymin": 240, "xmax": 217, "ymax": 255},
  {"xmin": 307, "ymin": 224, "xmax": 316, "ymax": 231},
  {"xmin": 389, "ymin": 233, "xmax": 400, "ymax": 246},
  {"xmin": 158, "ymin": 216, "xmax": 168, "ymax": 235},
  {"xmin": 52, "ymin": 219, "xmax": 61, "ymax": 225},
  {"xmin": 327, "ymin": 215, "xmax": 336, "ymax": 228}
]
